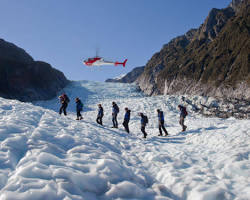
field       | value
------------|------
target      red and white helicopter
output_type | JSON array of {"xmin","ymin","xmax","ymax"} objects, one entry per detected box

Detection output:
[{"xmin": 83, "ymin": 55, "xmax": 127, "ymax": 67}]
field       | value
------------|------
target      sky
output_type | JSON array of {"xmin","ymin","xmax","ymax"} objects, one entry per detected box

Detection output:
[{"xmin": 0, "ymin": 0, "xmax": 231, "ymax": 82}]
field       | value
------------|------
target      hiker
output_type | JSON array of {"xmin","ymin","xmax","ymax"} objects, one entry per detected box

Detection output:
[
  {"xmin": 178, "ymin": 105, "xmax": 188, "ymax": 131},
  {"xmin": 139, "ymin": 112, "xmax": 148, "ymax": 138},
  {"xmin": 123, "ymin": 107, "xmax": 131, "ymax": 133},
  {"xmin": 59, "ymin": 93, "xmax": 70, "ymax": 116},
  {"xmin": 157, "ymin": 109, "xmax": 168, "ymax": 136},
  {"xmin": 75, "ymin": 97, "xmax": 83, "ymax": 120},
  {"xmin": 96, "ymin": 104, "xmax": 104, "ymax": 125},
  {"xmin": 112, "ymin": 102, "xmax": 119, "ymax": 128}
]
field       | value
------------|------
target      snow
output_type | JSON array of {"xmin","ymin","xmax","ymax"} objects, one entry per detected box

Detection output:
[
  {"xmin": 113, "ymin": 74, "xmax": 127, "ymax": 80},
  {"xmin": 0, "ymin": 80, "xmax": 250, "ymax": 200}
]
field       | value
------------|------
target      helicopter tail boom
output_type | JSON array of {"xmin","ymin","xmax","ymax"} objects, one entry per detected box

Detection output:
[{"xmin": 115, "ymin": 59, "xmax": 127, "ymax": 67}]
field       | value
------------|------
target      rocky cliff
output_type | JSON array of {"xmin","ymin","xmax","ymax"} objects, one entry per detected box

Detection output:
[
  {"xmin": 106, "ymin": 66, "xmax": 145, "ymax": 83},
  {"xmin": 0, "ymin": 39, "xmax": 69, "ymax": 102},
  {"xmin": 137, "ymin": 0, "xmax": 250, "ymax": 100}
]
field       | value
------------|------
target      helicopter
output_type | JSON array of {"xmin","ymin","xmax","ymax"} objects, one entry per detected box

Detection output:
[{"xmin": 83, "ymin": 56, "xmax": 127, "ymax": 67}]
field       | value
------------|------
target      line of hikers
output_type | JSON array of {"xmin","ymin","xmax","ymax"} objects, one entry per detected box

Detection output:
[{"xmin": 58, "ymin": 93, "xmax": 188, "ymax": 138}]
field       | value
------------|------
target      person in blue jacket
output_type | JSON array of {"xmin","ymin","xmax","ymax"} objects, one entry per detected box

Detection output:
[
  {"xmin": 178, "ymin": 105, "xmax": 188, "ymax": 131},
  {"xmin": 75, "ymin": 97, "xmax": 83, "ymax": 120},
  {"xmin": 112, "ymin": 102, "xmax": 119, "ymax": 128},
  {"xmin": 139, "ymin": 112, "xmax": 148, "ymax": 138},
  {"xmin": 122, "ymin": 107, "xmax": 131, "ymax": 133},
  {"xmin": 157, "ymin": 109, "xmax": 168, "ymax": 136},
  {"xmin": 96, "ymin": 104, "xmax": 104, "ymax": 125}
]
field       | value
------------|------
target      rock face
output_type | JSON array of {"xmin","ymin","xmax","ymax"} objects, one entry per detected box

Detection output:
[
  {"xmin": 0, "ymin": 39, "xmax": 34, "ymax": 64},
  {"xmin": 106, "ymin": 66, "xmax": 145, "ymax": 83},
  {"xmin": 137, "ymin": 0, "xmax": 250, "ymax": 101},
  {"xmin": 0, "ymin": 39, "xmax": 69, "ymax": 102},
  {"xmin": 182, "ymin": 96, "xmax": 250, "ymax": 119},
  {"xmin": 230, "ymin": 0, "xmax": 245, "ymax": 12}
]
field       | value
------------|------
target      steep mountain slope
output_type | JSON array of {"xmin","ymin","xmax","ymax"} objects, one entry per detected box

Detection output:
[
  {"xmin": 137, "ymin": 0, "xmax": 250, "ymax": 100},
  {"xmin": 0, "ymin": 81, "xmax": 249, "ymax": 200},
  {"xmin": 0, "ymin": 39, "xmax": 69, "ymax": 102}
]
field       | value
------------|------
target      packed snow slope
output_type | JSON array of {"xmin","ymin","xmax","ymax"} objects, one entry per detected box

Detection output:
[{"xmin": 0, "ymin": 81, "xmax": 249, "ymax": 200}]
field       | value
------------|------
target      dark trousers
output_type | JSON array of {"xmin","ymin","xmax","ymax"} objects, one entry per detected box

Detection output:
[
  {"xmin": 96, "ymin": 116, "xmax": 103, "ymax": 125},
  {"xmin": 159, "ymin": 121, "xmax": 168, "ymax": 135},
  {"xmin": 141, "ymin": 125, "xmax": 147, "ymax": 138},
  {"xmin": 179, "ymin": 116, "xmax": 187, "ymax": 131},
  {"xmin": 59, "ymin": 103, "xmax": 68, "ymax": 116},
  {"xmin": 112, "ymin": 113, "xmax": 118, "ymax": 128},
  {"xmin": 122, "ymin": 120, "xmax": 129, "ymax": 133},
  {"xmin": 77, "ymin": 110, "xmax": 82, "ymax": 119}
]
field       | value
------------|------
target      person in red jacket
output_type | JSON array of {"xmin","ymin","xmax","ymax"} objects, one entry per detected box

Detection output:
[{"xmin": 59, "ymin": 93, "xmax": 70, "ymax": 116}]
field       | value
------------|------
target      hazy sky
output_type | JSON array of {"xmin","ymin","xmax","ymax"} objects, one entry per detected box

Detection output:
[{"xmin": 0, "ymin": 0, "xmax": 231, "ymax": 81}]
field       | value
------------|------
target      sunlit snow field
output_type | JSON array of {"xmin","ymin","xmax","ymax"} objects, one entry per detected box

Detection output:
[{"xmin": 0, "ymin": 81, "xmax": 249, "ymax": 200}]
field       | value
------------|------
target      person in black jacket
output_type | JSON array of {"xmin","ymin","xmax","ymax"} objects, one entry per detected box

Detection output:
[
  {"xmin": 96, "ymin": 104, "xmax": 104, "ymax": 125},
  {"xmin": 59, "ymin": 93, "xmax": 70, "ymax": 116},
  {"xmin": 75, "ymin": 97, "xmax": 83, "ymax": 120},
  {"xmin": 112, "ymin": 102, "xmax": 119, "ymax": 128},
  {"xmin": 122, "ymin": 107, "xmax": 131, "ymax": 133},
  {"xmin": 139, "ymin": 113, "xmax": 148, "ymax": 138},
  {"xmin": 157, "ymin": 109, "xmax": 168, "ymax": 136},
  {"xmin": 178, "ymin": 105, "xmax": 187, "ymax": 132}
]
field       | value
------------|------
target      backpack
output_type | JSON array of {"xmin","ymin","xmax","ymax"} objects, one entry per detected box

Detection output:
[
  {"xmin": 63, "ymin": 95, "xmax": 70, "ymax": 103},
  {"xmin": 160, "ymin": 111, "xmax": 164, "ymax": 121},
  {"xmin": 183, "ymin": 107, "xmax": 188, "ymax": 117},
  {"xmin": 79, "ymin": 102, "xmax": 83, "ymax": 111},
  {"xmin": 65, "ymin": 95, "xmax": 70, "ymax": 103},
  {"xmin": 115, "ymin": 104, "xmax": 119, "ymax": 113},
  {"xmin": 144, "ymin": 115, "xmax": 148, "ymax": 124}
]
